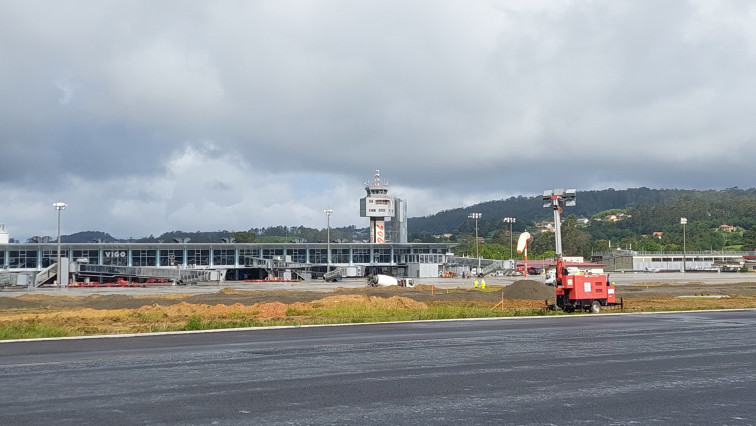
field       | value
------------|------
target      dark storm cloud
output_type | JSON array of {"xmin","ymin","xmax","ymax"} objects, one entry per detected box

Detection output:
[{"xmin": 1, "ymin": 1, "xmax": 756, "ymax": 239}]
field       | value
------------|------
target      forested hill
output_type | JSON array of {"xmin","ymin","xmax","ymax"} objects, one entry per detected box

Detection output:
[{"xmin": 407, "ymin": 187, "xmax": 756, "ymax": 236}]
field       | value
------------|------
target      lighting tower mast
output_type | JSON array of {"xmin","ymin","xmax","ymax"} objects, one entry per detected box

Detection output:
[
  {"xmin": 503, "ymin": 217, "xmax": 515, "ymax": 260},
  {"xmin": 53, "ymin": 201, "xmax": 67, "ymax": 286},
  {"xmin": 324, "ymin": 209, "xmax": 334, "ymax": 272},
  {"xmin": 542, "ymin": 189, "xmax": 576, "ymax": 258},
  {"xmin": 468, "ymin": 212, "xmax": 482, "ymax": 273}
]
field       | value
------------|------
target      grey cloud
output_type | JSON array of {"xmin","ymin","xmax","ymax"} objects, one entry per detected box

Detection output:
[{"xmin": 1, "ymin": 1, "xmax": 756, "ymax": 240}]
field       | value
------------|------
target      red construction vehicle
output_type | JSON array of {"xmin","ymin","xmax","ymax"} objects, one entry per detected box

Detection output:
[{"xmin": 543, "ymin": 189, "xmax": 623, "ymax": 313}]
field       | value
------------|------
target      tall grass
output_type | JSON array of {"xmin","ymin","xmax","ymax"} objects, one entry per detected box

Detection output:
[{"xmin": 0, "ymin": 321, "xmax": 80, "ymax": 340}]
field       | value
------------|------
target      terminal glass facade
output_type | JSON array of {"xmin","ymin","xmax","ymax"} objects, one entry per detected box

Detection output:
[
  {"xmin": 213, "ymin": 249, "xmax": 235, "ymax": 266},
  {"xmin": 187, "ymin": 249, "xmax": 210, "ymax": 266},
  {"xmin": 160, "ymin": 249, "xmax": 184, "ymax": 267},
  {"xmin": 352, "ymin": 248, "xmax": 370, "ymax": 263},
  {"xmin": 9, "ymin": 250, "xmax": 37, "ymax": 268},
  {"xmin": 333, "ymin": 248, "xmax": 350, "ymax": 263},
  {"xmin": 373, "ymin": 248, "xmax": 391, "ymax": 263},
  {"xmin": 286, "ymin": 248, "xmax": 307, "ymax": 263},
  {"xmin": 132, "ymin": 249, "xmax": 157, "ymax": 267},
  {"xmin": 262, "ymin": 248, "xmax": 284, "ymax": 259},
  {"xmin": 309, "ymin": 248, "xmax": 327, "ymax": 264},
  {"xmin": 238, "ymin": 248, "xmax": 260, "ymax": 266},
  {"xmin": 41, "ymin": 249, "xmax": 60, "ymax": 267},
  {"xmin": 72, "ymin": 249, "xmax": 99, "ymax": 265}
]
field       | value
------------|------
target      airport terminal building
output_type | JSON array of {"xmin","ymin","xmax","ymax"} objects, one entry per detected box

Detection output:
[{"xmin": 0, "ymin": 241, "xmax": 457, "ymax": 286}]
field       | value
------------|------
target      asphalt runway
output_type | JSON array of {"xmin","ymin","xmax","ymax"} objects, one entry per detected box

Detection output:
[{"xmin": 1, "ymin": 310, "xmax": 755, "ymax": 425}]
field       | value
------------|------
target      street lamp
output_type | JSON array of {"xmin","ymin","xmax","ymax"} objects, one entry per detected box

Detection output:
[
  {"xmin": 503, "ymin": 217, "xmax": 515, "ymax": 260},
  {"xmin": 468, "ymin": 213, "xmax": 482, "ymax": 274},
  {"xmin": 324, "ymin": 209, "xmax": 334, "ymax": 272},
  {"xmin": 680, "ymin": 217, "xmax": 687, "ymax": 273},
  {"xmin": 53, "ymin": 202, "xmax": 67, "ymax": 286}
]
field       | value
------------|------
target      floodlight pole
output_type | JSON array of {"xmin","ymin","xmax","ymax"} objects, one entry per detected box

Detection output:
[
  {"xmin": 53, "ymin": 202, "xmax": 67, "ymax": 287},
  {"xmin": 468, "ymin": 213, "xmax": 482, "ymax": 274},
  {"xmin": 503, "ymin": 217, "xmax": 515, "ymax": 260},
  {"xmin": 680, "ymin": 217, "xmax": 687, "ymax": 273},
  {"xmin": 324, "ymin": 209, "xmax": 334, "ymax": 273}
]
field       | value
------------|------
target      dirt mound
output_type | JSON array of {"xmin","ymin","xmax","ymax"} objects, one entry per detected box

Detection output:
[
  {"xmin": 292, "ymin": 295, "xmax": 427, "ymax": 310},
  {"xmin": 500, "ymin": 280, "xmax": 556, "ymax": 300}
]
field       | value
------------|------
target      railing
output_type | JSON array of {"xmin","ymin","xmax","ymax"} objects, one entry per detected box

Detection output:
[
  {"xmin": 480, "ymin": 260, "xmax": 514, "ymax": 276},
  {"xmin": 323, "ymin": 267, "xmax": 346, "ymax": 282},
  {"xmin": 35, "ymin": 263, "xmax": 58, "ymax": 287},
  {"xmin": 78, "ymin": 264, "xmax": 181, "ymax": 280}
]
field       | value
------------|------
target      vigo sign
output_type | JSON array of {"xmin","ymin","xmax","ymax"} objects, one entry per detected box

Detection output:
[{"xmin": 104, "ymin": 251, "xmax": 127, "ymax": 258}]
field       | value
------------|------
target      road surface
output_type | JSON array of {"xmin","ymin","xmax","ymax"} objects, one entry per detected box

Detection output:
[{"xmin": 1, "ymin": 310, "xmax": 755, "ymax": 424}]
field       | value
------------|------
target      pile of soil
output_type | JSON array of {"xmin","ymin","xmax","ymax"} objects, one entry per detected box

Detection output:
[{"xmin": 500, "ymin": 280, "xmax": 556, "ymax": 300}]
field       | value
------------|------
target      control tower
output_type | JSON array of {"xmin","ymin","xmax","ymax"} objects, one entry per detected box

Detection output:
[{"xmin": 360, "ymin": 170, "xmax": 395, "ymax": 243}]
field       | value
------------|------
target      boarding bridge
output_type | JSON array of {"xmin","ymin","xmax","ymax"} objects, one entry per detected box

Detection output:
[
  {"xmin": 480, "ymin": 259, "xmax": 516, "ymax": 276},
  {"xmin": 242, "ymin": 256, "xmax": 312, "ymax": 280},
  {"xmin": 445, "ymin": 256, "xmax": 515, "ymax": 277},
  {"xmin": 77, "ymin": 264, "xmax": 181, "ymax": 281},
  {"xmin": 323, "ymin": 267, "xmax": 346, "ymax": 282}
]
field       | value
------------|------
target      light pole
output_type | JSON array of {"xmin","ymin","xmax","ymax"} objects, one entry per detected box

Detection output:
[
  {"xmin": 468, "ymin": 213, "xmax": 482, "ymax": 274},
  {"xmin": 324, "ymin": 209, "xmax": 333, "ymax": 273},
  {"xmin": 53, "ymin": 202, "xmax": 67, "ymax": 286},
  {"xmin": 503, "ymin": 217, "xmax": 515, "ymax": 260},
  {"xmin": 680, "ymin": 217, "xmax": 687, "ymax": 273}
]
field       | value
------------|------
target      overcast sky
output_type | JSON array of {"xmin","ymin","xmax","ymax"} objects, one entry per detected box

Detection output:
[{"xmin": 2, "ymin": 1, "xmax": 756, "ymax": 241}]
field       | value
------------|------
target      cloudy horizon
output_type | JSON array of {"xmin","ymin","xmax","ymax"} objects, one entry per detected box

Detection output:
[{"xmin": 2, "ymin": 1, "xmax": 756, "ymax": 241}]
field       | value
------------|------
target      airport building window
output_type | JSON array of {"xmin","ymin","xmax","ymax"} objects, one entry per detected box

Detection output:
[
  {"xmin": 73, "ymin": 250, "xmax": 99, "ymax": 265},
  {"xmin": 373, "ymin": 248, "xmax": 391, "ymax": 263},
  {"xmin": 286, "ymin": 248, "xmax": 307, "ymax": 263},
  {"xmin": 187, "ymin": 249, "xmax": 210, "ymax": 266},
  {"xmin": 9, "ymin": 250, "xmax": 37, "ymax": 268},
  {"xmin": 160, "ymin": 249, "xmax": 184, "ymax": 266},
  {"xmin": 309, "ymin": 248, "xmax": 327, "ymax": 264},
  {"xmin": 333, "ymin": 248, "xmax": 350, "ymax": 263},
  {"xmin": 214, "ymin": 249, "xmax": 235, "ymax": 266},
  {"xmin": 238, "ymin": 248, "xmax": 260, "ymax": 266},
  {"xmin": 394, "ymin": 248, "xmax": 410, "ymax": 263},
  {"xmin": 131, "ymin": 250, "xmax": 157, "ymax": 267},
  {"xmin": 353, "ymin": 248, "xmax": 370, "ymax": 263},
  {"xmin": 262, "ymin": 248, "xmax": 284, "ymax": 259},
  {"xmin": 41, "ymin": 249, "xmax": 62, "ymax": 267}
]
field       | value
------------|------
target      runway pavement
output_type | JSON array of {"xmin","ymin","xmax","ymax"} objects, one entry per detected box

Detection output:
[{"xmin": 2, "ymin": 310, "xmax": 755, "ymax": 424}]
